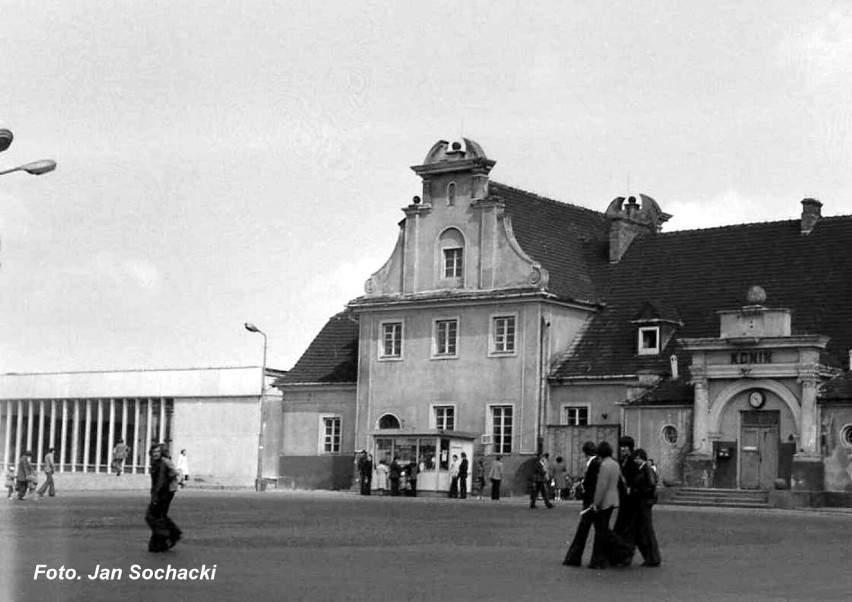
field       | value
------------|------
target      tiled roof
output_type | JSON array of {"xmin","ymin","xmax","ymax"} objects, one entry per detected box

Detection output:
[
  {"xmin": 821, "ymin": 372, "xmax": 852, "ymax": 401},
  {"xmin": 553, "ymin": 215, "xmax": 852, "ymax": 379},
  {"xmin": 275, "ymin": 311, "xmax": 359, "ymax": 385},
  {"xmin": 491, "ymin": 182, "xmax": 611, "ymax": 304},
  {"xmin": 624, "ymin": 378, "xmax": 695, "ymax": 406}
]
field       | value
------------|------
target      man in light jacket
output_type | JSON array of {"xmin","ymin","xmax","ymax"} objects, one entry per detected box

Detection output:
[
  {"xmin": 589, "ymin": 441, "xmax": 620, "ymax": 569},
  {"xmin": 36, "ymin": 448, "xmax": 56, "ymax": 498}
]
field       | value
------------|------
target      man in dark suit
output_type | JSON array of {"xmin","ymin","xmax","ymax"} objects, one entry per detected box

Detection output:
[
  {"xmin": 611, "ymin": 435, "xmax": 639, "ymax": 566},
  {"xmin": 458, "ymin": 452, "xmax": 469, "ymax": 499},
  {"xmin": 563, "ymin": 441, "xmax": 601, "ymax": 566}
]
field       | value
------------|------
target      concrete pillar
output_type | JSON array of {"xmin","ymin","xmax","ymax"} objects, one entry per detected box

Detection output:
[
  {"xmin": 145, "ymin": 400, "xmax": 153, "ymax": 472},
  {"xmin": 159, "ymin": 399, "xmax": 166, "ymax": 443},
  {"xmin": 26, "ymin": 400, "xmax": 34, "ymax": 453},
  {"xmin": 121, "ymin": 399, "xmax": 128, "ymax": 442},
  {"xmin": 133, "ymin": 400, "xmax": 140, "ymax": 473},
  {"xmin": 3, "ymin": 401, "xmax": 11, "ymax": 469},
  {"xmin": 108, "ymin": 399, "xmax": 116, "ymax": 470},
  {"xmin": 60, "ymin": 400, "xmax": 68, "ymax": 473},
  {"xmin": 84, "ymin": 400, "xmax": 92, "ymax": 472},
  {"xmin": 96, "ymin": 400, "xmax": 104, "ymax": 473},
  {"xmin": 37, "ymin": 400, "xmax": 45, "ymax": 472},
  {"xmin": 72, "ymin": 400, "xmax": 80, "ymax": 472}
]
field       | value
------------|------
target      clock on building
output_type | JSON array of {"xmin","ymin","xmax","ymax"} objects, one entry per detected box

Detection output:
[{"xmin": 748, "ymin": 390, "xmax": 765, "ymax": 409}]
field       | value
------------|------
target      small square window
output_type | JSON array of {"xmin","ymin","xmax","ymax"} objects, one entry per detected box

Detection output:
[
  {"xmin": 563, "ymin": 406, "xmax": 589, "ymax": 426},
  {"xmin": 434, "ymin": 406, "xmax": 455, "ymax": 430},
  {"xmin": 638, "ymin": 326, "xmax": 660, "ymax": 355}
]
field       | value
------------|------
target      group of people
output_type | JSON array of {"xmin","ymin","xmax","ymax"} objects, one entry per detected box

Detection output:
[
  {"xmin": 529, "ymin": 453, "xmax": 576, "ymax": 509},
  {"xmin": 563, "ymin": 436, "xmax": 661, "ymax": 569},
  {"xmin": 358, "ymin": 453, "xmax": 419, "ymax": 497},
  {"xmin": 5, "ymin": 448, "xmax": 56, "ymax": 500}
]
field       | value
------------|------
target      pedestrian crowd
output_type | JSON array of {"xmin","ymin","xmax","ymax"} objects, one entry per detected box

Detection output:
[{"xmin": 563, "ymin": 436, "xmax": 661, "ymax": 569}]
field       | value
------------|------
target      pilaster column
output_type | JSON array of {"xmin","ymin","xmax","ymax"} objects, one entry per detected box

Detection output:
[
  {"xmin": 691, "ymin": 376, "xmax": 711, "ymax": 454},
  {"xmin": 797, "ymin": 369, "xmax": 819, "ymax": 455}
]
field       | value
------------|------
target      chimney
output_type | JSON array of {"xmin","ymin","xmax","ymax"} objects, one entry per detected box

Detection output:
[
  {"xmin": 605, "ymin": 194, "xmax": 671, "ymax": 263},
  {"xmin": 670, "ymin": 354, "xmax": 679, "ymax": 380},
  {"xmin": 801, "ymin": 198, "xmax": 822, "ymax": 235}
]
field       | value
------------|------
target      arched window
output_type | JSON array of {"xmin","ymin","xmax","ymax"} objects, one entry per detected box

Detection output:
[
  {"xmin": 378, "ymin": 414, "xmax": 400, "ymax": 429},
  {"xmin": 661, "ymin": 424, "xmax": 679, "ymax": 445},
  {"xmin": 438, "ymin": 228, "xmax": 464, "ymax": 282},
  {"xmin": 447, "ymin": 182, "xmax": 456, "ymax": 206}
]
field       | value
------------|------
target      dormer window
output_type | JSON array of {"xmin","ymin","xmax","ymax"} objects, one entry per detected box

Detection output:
[
  {"xmin": 638, "ymin": 326, "xmax": 660, "ymax": 355},
  {"xmin": 447, "ymin": 182, "xmax": 456, "ymax": 206}
]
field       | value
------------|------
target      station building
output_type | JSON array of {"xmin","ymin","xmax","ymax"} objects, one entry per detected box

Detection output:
[
  {"xmin": 0, "ymin": 366, "xmax": 276, "ymax": 488},
  {"xmin": 273, "ymin": 137, "xmax": 852, "ymax": 499}
]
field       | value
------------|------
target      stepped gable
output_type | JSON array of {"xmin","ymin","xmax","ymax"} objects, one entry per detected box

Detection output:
[
  {"xmin": 490, "ymin": 182, "xmax": 611, "ymax": 304},
  {"xmin": 552, "ymin": 215, "xmax": 852, "ymax": 379},
  {"xmin": 276, "ymin": 311, "xmax": 359, "ymax": 385}
]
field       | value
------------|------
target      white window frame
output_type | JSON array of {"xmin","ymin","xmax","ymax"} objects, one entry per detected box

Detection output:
[
  {"xmin": 487, "ymin": 403, "xmax": 515, "ymax": 455},
  {"xmin": 319, "ymin": 415, "xmax": 342, "ymax": 454},
  {"xmin": 430, "ymin": 403, "xmax": 457, "ymax": 431},
  {"xmin": 489, "ymin": 313, "xmax": 518, "ymax": 356},
  {"xmin": 378, "ymin": 320, "xmax": 404, "ymax": 361},
  {"xmin": 637, "ymin": 326, "xmax": 661, "ymax": 355},
  {"xmin": 561, "ymin": 404, "xmax": 590, "ymax": 426},
  {"xmin": 432, "ymin": 317, "xmax": 460, "ymax": 359},
  {"xmin": 443, "ymin": 247, "xmax": 463, "ymax": 279}
]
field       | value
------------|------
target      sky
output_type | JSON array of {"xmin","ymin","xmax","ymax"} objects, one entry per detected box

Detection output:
[{"xmin": 1, "ymin": 1, "xmax": 851, "ymax": 375}]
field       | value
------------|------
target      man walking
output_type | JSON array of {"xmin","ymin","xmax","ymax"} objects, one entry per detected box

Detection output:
[
  {"xmin": 146, "ymin": 443, "xmax": 182, "ymax": 553},
  {"xmin": 589, "ymin": 441, "xmax": 620, "ymax": 569},
  {"xmin": 15, "ymin": 451, "xmax": 33, "ymax": 500},
  {"xmin": 36, "ymin": 448, "xmax": 56, "ymax": 498},
  {"xmin": 529, "ymin": 453, "xmax": 554, "ymax": 509},
  {"xmin": 112, "ymin": 439, "xmax": 130, "ymax": 476},
  {"xmin": 458, "ymin": 452, "xmax": 469, "ymax": 499},
  {"xmin": 563, "ymin": 441, "xmax": 600, "ymax": 566}
]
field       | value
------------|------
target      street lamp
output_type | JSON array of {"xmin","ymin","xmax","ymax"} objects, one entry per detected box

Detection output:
[
  {"xmin": 0, "ymin": 128, "xmax": 57, "ymax": 177},
  {"xmin": 244, "ymin": 322, "xmax": 267, "ymax": 491}
]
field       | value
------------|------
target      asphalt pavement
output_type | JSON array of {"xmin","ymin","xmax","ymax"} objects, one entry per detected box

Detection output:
[{"xmin": 1, "ymin": 489, "xmax": 851, "ymax": 602}]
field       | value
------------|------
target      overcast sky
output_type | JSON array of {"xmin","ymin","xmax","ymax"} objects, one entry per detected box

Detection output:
[{"xmin": 1, "ymin": 1, "xmax": 851, "ymax": 375}]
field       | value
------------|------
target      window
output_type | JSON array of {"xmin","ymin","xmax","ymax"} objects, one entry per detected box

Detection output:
[
  {"xmin": 841, "ymin": 424, "xmax": 852, "ymax": 448},
  {"xmin": 437, "ymin": 228, "xmax": 465, "ymax": 287},
  {"xmin": 638, "ymin": 326, "xmax": 660, "ymax": 355},
  {"xmin": 443, "ymin": 248, "xmax": 463, "ymax": 278},
  {"xmin": 662, "ymin": 425, "xmax": 679, "ymax": 445},
  {"xmin": 433, "ymin": 405, "xmax": 455, "ymax": 430},
  {"xmin": 562, "ymin": 405, "xmax": 589, "ymax": 426},
  {"xmin": 434, "ymin": 319, "xmax": 458, "ymax": 357},
  {"xmin": 491, "ymin": 405, "xmax": 513, "ymax": 454},
  {"xmin": 380, "ymin": 321, "xmax": 403, "ymax": 359},
  {"xmin": 491, "ymin": 315, "xmax": 516, "ymax": 354},
  {"xmin": 447, "ymin": 182, "xmax": 456, "ymax": 206},
  {"xmin": 378, "ymin": 414, "xmax": 400, "ymax": 429},
  {"xmin": 321, "ymin": 417, "xmax": 341, "ymax": 453}
]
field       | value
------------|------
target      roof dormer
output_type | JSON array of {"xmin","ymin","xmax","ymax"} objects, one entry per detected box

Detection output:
[{"xmin": 631, "ymin": 300, "xmax": 682, "ymax": 356}]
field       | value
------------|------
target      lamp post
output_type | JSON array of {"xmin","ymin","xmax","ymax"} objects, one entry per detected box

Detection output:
[
  {"xmin": 244, "ymin": 322, "xmax": 267, "ymax": 491},
  {"xmin": 0, "ymin": 128, "xmax": 57, "ymax": 177}
]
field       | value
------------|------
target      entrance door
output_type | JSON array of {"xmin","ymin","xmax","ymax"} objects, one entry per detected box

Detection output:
[{"xmin": 740, "ymin": 425, "xmax": 778, "ymax": 489}]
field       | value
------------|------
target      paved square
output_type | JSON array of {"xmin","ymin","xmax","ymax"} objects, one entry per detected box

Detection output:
[{"xmin": 2, "ymin": 490, "xmax": 850, "ymax": 601}]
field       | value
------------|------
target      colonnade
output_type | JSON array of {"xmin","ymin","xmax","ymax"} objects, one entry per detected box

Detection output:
[{"xmin": 1, "ymin": 398, "xmax": 173, "ymax": 474}]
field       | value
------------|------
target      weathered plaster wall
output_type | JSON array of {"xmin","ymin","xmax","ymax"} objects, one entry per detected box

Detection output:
[
  {"xmin": 821, "ymin": 404, "xmax": 852, "ymax": 492},
  {"xmin": 624, "ymin": 406, "xmax": 692, "ymax": 485}
]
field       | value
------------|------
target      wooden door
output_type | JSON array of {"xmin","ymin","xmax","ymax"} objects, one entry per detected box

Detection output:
[{"xmin": 740, "ymin": 425, "xmax": 778, "ymax": 489}]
